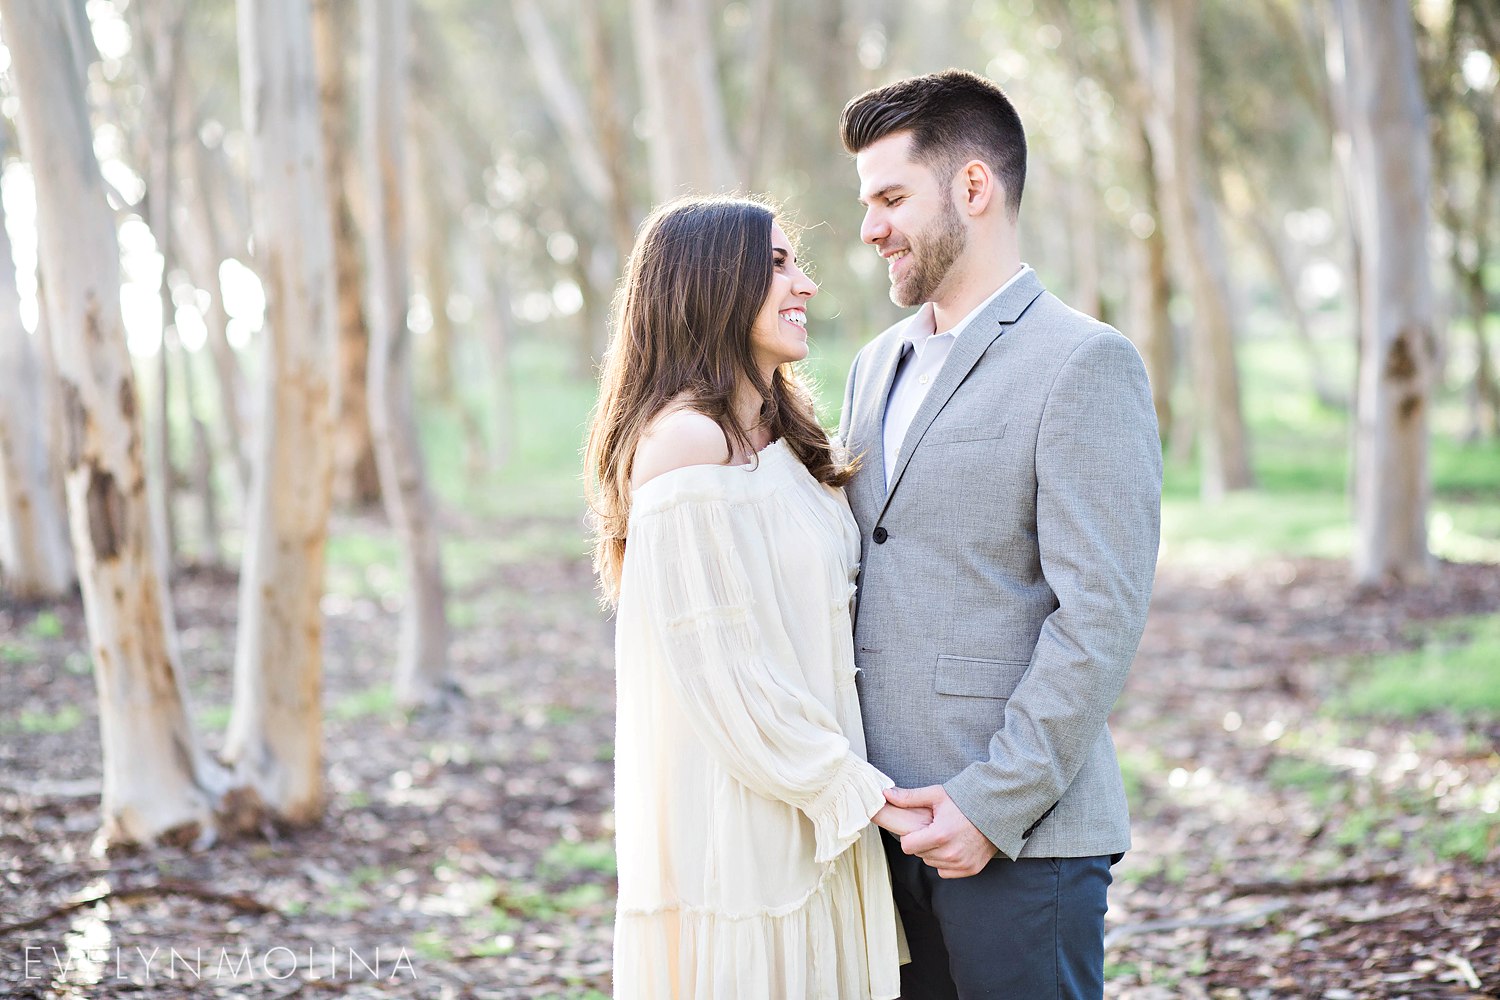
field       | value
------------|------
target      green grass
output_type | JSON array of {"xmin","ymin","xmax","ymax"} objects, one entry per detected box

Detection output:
[
  {"xmin": 492, "ymin": 881, "xmax": 609, "ymax": 922},
  {"xmin": 1115, "ymin": 746, "xmax": 1156, "ymax": 816},
  {"xmin": 0, "ymin": 643, "xmax": 37, "ymax": 664},
  {"xmin": 424, "ymin": 339, "xmax": 597, "ymax": 521},
  {"xmin": 1264, "ymin": 756, "xmax": 1349, "ymax": 808},
  {"xmin": 409, "ymin": 930, "xmax": 452, "ymax": 962},
  {"xmin": 540, "ymin": 837, "xmax": 617, "ymax": 879},
  {"xmin": 310, "ymin": 864, "xmax": 395, "ymax": 918},
  {"xmin": 328, "ymin": 684, "xmax": 399, "ymax": 722},
  {"xmin": 196, "ymin": 704, "xmax": 232, "ymax": 732},
  {"xmin": 15, "ymin": 705, "xmax": 84, "ymax": 734},
  {"xmin": 1424, "ymin": 812, "xmax": 1500, "ymax": 864},
  {"xmin": 1335, "ymin": 614, "xmax": 1500, "ymax": 719},
  {"xmin": 27, "ymin": 611, "xmax": 64, "ymax": 640},
  {"xmin": 1155, "ymin": 333, "xmax": 1500, "ymax": 564}
]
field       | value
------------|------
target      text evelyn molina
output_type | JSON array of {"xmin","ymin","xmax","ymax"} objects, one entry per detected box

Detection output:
[{"xmin": 18, "ymin": 944, "xmax": 419, "ymax": 984}]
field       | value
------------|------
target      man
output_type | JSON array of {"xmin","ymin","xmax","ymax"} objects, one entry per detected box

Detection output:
[{"xmin": 837, "ymin": 70, "xmax": 1162, "ymax": 998}]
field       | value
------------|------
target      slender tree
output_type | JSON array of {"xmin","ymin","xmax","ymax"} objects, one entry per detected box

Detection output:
[
  {"xmin": 0, "ymin": 0, "xmax": 220, "ymax": 846},
  {"xmin": 175, "ymin": 134, "xmax": 252, "ymax": 502},
  {"xmin": 0, "ymin": 153, "xmax": 73, "ymax": 598},
  {"xmin": 1420, "ymin": 0, "xmax": 1500, "ymax": 440},
  {"xmin": 362, "ymin": 0, "xmax": 451, "ymax": 706},
  {"xmin": 473, "ymin": 233, "xmax": 517, "ymax": 471},
  {"xmin": 1129, "ymin": 121, "xmax": 1177, "ymax": 440},
  {"xmin": 1336, "ymin": 0, "xmax": 1437, "ymax": 585},
  {"xmin": 1122, "ymin": 0, "xmax": 1255, "ymax": 498},
  {"xmin": 134, "ymin": 0, "xmax": 186, "ymax": 574},
  {"xmin": 312, "ymin": 0, "xmax": 383, "ymax": 508},
  {"xmin": 222, "ymin": 0, "xmax": 339, "ymax": 823},
  {"xmin": 629, "ymin": 0, "xmax": 738, "ymax": 198}
]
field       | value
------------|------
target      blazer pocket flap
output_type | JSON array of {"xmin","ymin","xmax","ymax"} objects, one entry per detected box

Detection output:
[
  {"xmin": 934, "ymin": 654, "xmax": 1029, "ymax": 699},
  {"xmin": 924, "ymin": 421, "xmax": 1007, "ymax": 446}
]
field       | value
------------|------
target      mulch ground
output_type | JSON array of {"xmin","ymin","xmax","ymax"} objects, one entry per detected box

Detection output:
[{"xmin": 0, "ymin": 528, "xmax": 1496, "ymax": 998}]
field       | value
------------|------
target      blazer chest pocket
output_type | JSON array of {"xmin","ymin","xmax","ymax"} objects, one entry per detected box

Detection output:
[
  {"xmin": 923, "ymin": 421, "xmax": 1007, "ymax": 447},
  {"xmin": 934, "ymin": 654, "xmax": 1029, "ymax": 700}
]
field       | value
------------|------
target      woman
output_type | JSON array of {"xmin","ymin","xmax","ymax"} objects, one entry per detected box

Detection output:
[{"xmin": 585, "ymin": 196, "xmax": 926, "ymax": 998}]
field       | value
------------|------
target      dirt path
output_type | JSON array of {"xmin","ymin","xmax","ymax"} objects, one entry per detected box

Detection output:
[
  {"xmin": 1107, "ymin": 558, "xmax": 1499, "ymax": 998},
  {"xmin": 0, "ymin": 543, "xmax": 1495, "ymax": 998}
]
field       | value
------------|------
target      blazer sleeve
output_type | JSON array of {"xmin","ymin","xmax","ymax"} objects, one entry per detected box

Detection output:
[
  {"xmin": 632, "ymin": 492, "xmax": 893, "ymax": 863},
  {"xmin": 944, "ymin": 330, "xmax": 1162, "ymax": 860}
]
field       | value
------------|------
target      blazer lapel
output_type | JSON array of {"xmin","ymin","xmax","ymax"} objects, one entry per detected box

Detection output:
[
  {"xmin": 880, "ymin": 270, "xmax": 1046, "ymax": 516},
  {"xmin": 852, "ymin": 327, "xmax": 909, "ymax": 516}
]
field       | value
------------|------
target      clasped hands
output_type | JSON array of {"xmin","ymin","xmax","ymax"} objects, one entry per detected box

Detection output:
[{"xmin": 872, "ymin": 784, "xmax": 998, "ymax": 879}]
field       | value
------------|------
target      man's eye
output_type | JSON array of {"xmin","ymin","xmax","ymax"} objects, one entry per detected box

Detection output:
[{"xmin": 888, "ymin": 197, "xmax": 905, "ymax": 207}]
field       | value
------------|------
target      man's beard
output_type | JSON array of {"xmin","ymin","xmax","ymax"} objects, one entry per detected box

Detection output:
[{"xmin": 890, "ymin": 196, "xmax": 967, "ymax": 308}]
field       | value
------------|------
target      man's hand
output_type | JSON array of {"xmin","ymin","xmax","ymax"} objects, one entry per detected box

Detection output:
[
  {"xmin": 872, "ymin": 800, "xmax": 932, "ymax": 837},
  {"xmin": 887, "ymin": 785, "xmax": 998, "ymax": 878}
]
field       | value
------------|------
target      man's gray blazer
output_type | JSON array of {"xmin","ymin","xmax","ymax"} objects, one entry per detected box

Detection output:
[{"xmin": 839, "ymin": 269, "xmax": 1161, "ymax": 862}]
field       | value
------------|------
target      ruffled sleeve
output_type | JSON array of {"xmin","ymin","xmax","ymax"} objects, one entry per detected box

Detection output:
[{"xmin": 630, "ymin": 485, "xmax": 891, "ymax": 863}]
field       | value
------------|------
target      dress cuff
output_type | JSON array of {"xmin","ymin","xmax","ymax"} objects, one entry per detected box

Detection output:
[{"xmin": 803, "ymin": 753, "xmax": 893, "ymax": 864}]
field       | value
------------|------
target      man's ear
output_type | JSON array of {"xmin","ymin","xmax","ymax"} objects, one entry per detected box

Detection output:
[{"xmin": 960, "ymin": 159, "xmax": 998, "ymax": 217}]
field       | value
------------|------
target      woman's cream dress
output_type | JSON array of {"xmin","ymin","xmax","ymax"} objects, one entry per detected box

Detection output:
[{"xmin": 612, "ymin": 439, "xmax": 903, "ymax": 999}]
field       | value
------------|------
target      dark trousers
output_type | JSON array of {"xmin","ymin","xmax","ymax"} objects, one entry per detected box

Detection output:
[{"xmin": 882, "ymin": 831, "xmax": 1116, "ymax": 999}]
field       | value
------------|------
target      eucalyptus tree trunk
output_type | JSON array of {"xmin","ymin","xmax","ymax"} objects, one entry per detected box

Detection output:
[
  {"xmin": 0, "ymin": 183, "xmax": 73, "ymax": 599},
  {"xmin": 136, "ymin": 0, "xmax": 185, "ymax": 576},
  {"xmin": 313, "ymin": 0, "xmax": 382, "ymax": 508},
  {"xmin": 178, "ymin": 137, "xmax": 252, "ymax": 499},
  {"xmin": 629, "ymin": 0, "xmax": 738, "ymax": 198},
  {"xmin": 1422, "ymin": 4, "xmax": 1500, "ymax": 441},
  {"xmin": 735, "ymin": 0, "xmax": 777, "ymax": 191},
  {"xmin": 1337, "ymin": 0, "xmax": 1436, "ymax": 586},
  {"xmin": 362, "ymin": 0, "xmax": 450, "ymax": 707},
  {"xmin": 416, "ymin": 157, "xmax": 457, "ymax": 405},
  {"xmin": 473, "ymin": 241, "xmax": 516, "ymax": 471},
  {"xmin": 223, "ymin": 0, "xmax": 339, "ymax": 824},
  {"xmin": 1241, "ymin": 205, "xmax": 1346, "ymax": 410},
  {"xmin": 514, "ymin": 0, "xmax": 636, "ymax": 373},
  {"xmin": 177, "ymin": 331, "xmax": 223, "ymax": 567},
  {"xmin": 1065, "ymin": 169, "xmax": 1104, "ymax": 321},
  {"xmin": 1458, "ymin": 265, "xmax": 1500, "ymax": 441},
  {"xmin": 1122, "ymin": 0, "xmax": 1254, "ymax": 498},
  {"xmin": 1129, "ymin": 121, "xmax": 1176, "ymax": 441},
  {"xmin": 513, "ymin": 0, "xmax": 618, "ymax": 222},
  {"xmin": 1, "ymin": 0, "xmax": 219, "ymax": 847}
]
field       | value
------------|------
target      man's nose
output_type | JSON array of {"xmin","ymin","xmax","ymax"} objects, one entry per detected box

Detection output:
[{"xmin": 860, "ymin": 207, "xmax": 888, "ymax": 246}]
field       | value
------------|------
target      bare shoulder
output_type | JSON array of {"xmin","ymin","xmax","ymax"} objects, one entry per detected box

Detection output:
[{"xmin": 630, "ymin": 410, "xmax": 733, "ymax": 489}]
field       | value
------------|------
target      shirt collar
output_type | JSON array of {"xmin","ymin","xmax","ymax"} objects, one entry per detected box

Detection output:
[{"xmin": 900, "ymin": 263, "xmax": 1033, "ymax": 351}]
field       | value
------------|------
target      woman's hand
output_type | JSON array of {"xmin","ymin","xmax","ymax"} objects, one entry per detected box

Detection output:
[{"xmin": 873, "ymin": 800, "xmax": 934, "ymax": 837}]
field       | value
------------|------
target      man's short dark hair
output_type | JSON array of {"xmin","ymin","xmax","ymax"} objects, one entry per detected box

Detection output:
[{"xmin": 840, "ymin": 69, "xmax": 1027, "ymax": 219}]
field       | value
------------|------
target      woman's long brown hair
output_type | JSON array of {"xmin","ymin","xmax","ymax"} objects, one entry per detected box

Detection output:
[{"xmin": 584, "ymin": 195, "xmax": 853, "ymax": 605}]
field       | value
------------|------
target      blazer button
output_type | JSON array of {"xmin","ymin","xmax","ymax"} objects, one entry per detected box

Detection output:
[{"xmin": 872, "ymin": 526, "xmax": 888, "ymax": 544}]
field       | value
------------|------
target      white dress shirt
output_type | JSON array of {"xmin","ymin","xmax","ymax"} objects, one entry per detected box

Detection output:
[{"xmin": 882, "ymin": 265, "xmax": 1033, "ymax": 486}]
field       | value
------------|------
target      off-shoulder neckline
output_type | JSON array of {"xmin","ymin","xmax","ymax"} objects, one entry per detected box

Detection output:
[{"xmin": 629, "ymin": 437, "xmax": 790, "ymax": 500}]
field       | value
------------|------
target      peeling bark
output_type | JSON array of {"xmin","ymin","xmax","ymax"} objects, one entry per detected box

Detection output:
[
  {"xmin": 1, "ymin": 0, "xmax": 219, "ymax": 846},
  {"xmin": 223, "ymin": 0, "xmax": 339, "ymax": 825},
  {"xmin": 312, "ymin": 0, "xmax": 382, "ymax": 509}
]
